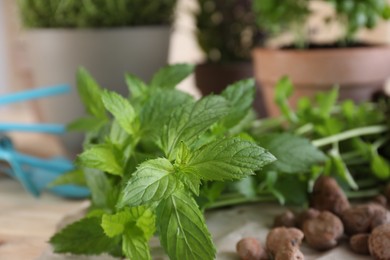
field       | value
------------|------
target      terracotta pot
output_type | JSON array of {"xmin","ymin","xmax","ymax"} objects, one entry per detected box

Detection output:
[
  {"xmin": 253, "ymin": 46, "xmax": 390, "ymax": 116},
  {"xmin": 195, "ymin": 62, "xmax": 267, "ymax": 116}
]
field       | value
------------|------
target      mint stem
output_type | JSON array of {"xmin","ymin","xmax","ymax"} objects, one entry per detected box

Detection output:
[
  {"xmin": 206, "ymin": 195, "xmax": 276, "ymax": 210},
  {"xmin": 312, "ymin": 125, "xmax": 388, "ymax": 147}
]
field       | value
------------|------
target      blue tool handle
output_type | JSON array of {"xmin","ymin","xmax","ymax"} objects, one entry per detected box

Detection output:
[
  {"xmin": 13, "ymin": 152, "xmax": 73, "ymax": 172},
  {"xmin": 0, "ymin": 84, "xmax": 70, "ymax": 105},
  {"xmin": 0, "ymin": 123, "xmax": 65, "ymax": 134},
  {"xmin": 0, "ymin": 150, "xmax": 40, "ymax": 196}
]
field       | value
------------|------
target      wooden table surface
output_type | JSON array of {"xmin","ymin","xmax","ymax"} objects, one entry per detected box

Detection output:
[{"xmin": 0, "ymin": 107, "xmax": 86, "ymax": 260}]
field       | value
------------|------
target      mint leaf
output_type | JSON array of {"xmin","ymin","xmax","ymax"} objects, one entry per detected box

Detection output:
[
  {"xmin": 101, "ymin": 206, "xmax": 155, "ymax": 239},
  {"xmin": 84, "ymin": 169, "xmax": 119, "ymax": 210},
  {"xmin": 67, "ymin": 117, "xmax": 107, "ymax": 132},
  {"xmin": 221, "ymin": 79, "xmax": 255, "ymax": 128},
  {"xmin": 119, "ymin": 158, "xmax": 177, "ymax": 207},
  {"xmin": 316, "ymin": 87, "xmax": 338, "ymax": 118},
  {"xmin": 181, "ymin": 138, "xmax": 276, "ymax": 181},
  {"xmin": 126, "ymin": 73, "xmax": 148, "ymax": 98},
  {"xmin": 123, "ymin": 227, "xmax": 151, "ymax": 260},
  {"xmin": 140, "ymin": 89, "xmax": 194, "ymax": 139},
  {"xmin": 157, "ymin": 190, "xmax": 215, "ymax": 260},
  {"xmin": 257, "ymin": 134, "xmax": 327, "ymax": 173},
  {"xmin": 101, "ymin": 90, "xmax": 137, "ymax": 135},
  {"xmin": 50, "ymin": 217, "xmax": 118, "ymax": 255},
  {"xmin": 160, "ymin": 96, "xmax": 229, "ymax": 159},
  {"xmin": 275, "ymin": 77, "xmax": 297, "ymax": 123},
  {"xmin": 49, "ymin": 168, "xmax": 86, "ymax": 187},
  {"xmin": 77, "ymin": 67, "xmax": 106, "ymax": 119},
  {"xmin": 150, "ymin": 64, "xmax": 194, "ymax": 89},
  {"xmin": 78, "ymin": 144, "xmax": 123, "ymax": 176}
]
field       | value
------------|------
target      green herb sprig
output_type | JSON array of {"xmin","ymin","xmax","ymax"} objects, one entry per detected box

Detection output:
[{"xmin": 50, "ymin": 64, "xmax": 275, "ymax": 259}]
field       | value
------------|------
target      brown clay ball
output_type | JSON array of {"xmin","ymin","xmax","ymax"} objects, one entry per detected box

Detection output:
[
  {"xmin": 236, "ymin": 237, "xmax": 267, "ymax": 260},
  {"xmin": 266, "ymin": 227, "xmax": 304, "ymax": 260},
  {"xmin": 296, "ymin": 208, "xmax": 320, "ymax": 229},
  {"xmin": 273, "ymin": 210, "xmax": 297, "ymax": 228},
  {"xmin": 274, "ymin": 246, "xmax": 304, "ymax": 260},
  {"xmin": 341, "ymin": 204, "xmax": 390, "ymax": 236},
  {"xmin": 372, "ymin": 195, "xmax": 387, "ymax": 207},
  {"xmin": 310, "ymin": 176, "xmax": 350, "ymax": 216},
  {"xmin": 369, "ymin": 224, "xmax": 390, "ymax": 260},
  {"xmin": 349, "ymin": 233, "xmax": 370, "ymax": 255},
  {"xmin": 303, "ymin": 211, "xmax": 344, "ymax": 251}
]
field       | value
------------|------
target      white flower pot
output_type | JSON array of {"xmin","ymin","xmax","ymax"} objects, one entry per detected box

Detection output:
[{"xmin": 25, "ymin": 26, "xmax": 171, "ymax": 155}]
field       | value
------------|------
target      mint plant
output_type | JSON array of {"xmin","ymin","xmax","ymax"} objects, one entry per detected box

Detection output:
[
  {"xmin": 50, "ymin": 64, "xmax": 275, "ymax": 259},
  {"xmin": 253, "ymin": 0, "xmax": 390, "ymax": 47},
  {"xmin": 248, "ymin": 78, "xmax": 390, "ymax": 204}
]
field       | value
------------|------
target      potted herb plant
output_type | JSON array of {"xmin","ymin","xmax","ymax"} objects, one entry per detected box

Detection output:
[
  {"xmin": 195, "ymin": 0, "xmax": 265, "ymax": 100},
  {"xmin": 17, "ymin": 0, "xmax": 177, "ymax": 153},
  {"xmin": 252, "ymin": 0, "xmax": 390, "ymax": 116}
]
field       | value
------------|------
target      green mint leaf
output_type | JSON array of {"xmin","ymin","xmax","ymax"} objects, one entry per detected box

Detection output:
[
  {"xmin": 101, "ymin": 89, "xmax": 137, "ymax": 135},
  {"xmin": 330, "ymin": 154, "xmax": 359, "ymax": 190},
  {"xmin": 84, "ymin": 169, "xmax": 119, "ymax": 210},
  {"xmin": 77, "ymin": 67, "xmax": 107, "ymax": 119},
  {"xmin": 126, "ymin": 73, "xmax": 148, "ymax": 98},
  {"xmin": 78, "ymin": 144, "xmax": 123, "ymax": 176},
  {"xmin": 50, "ymin": 217, "xmax": 118, "ymax": 255},
  {"xmin": 123, "ymin": 227, "xmax": 151, "ymax": 260},
  {"xmin": 67, "ymin": 117, "xmax": 107, "ymax": 132},
  {"xmin": 48, "ymin": 168, "xmax": 86, "ymax": 188},
  {"xmin": 119, "ymin": 158, "xmax": 177, "ymax": 207},
  {"xmin": 275, "ymin": 77, "xmax": 298, "ymax": 123},
  {"xmin": 150, "ymin": 64, "xmax": 194, "ymax": 89},
  {"xmin": 181, "ymin": 138, "xmax": 276, "ymax": 181},
  {"xmin": 156, "ymin": 190, "xmax": 215, "ymax": 260},
  {"xmin": 315, "ymin": 87, "xmax": 339, "ymax": 117},
  {"xmin": 370, "ymin": 148, "xmax": 390, "ymax": 180},
  {"xmin": 221, "ymin": 79, "xmax": 256, "ymax": 128},
  {"xmin": 257, "ymin": 134, "xmax": 327, "ymax": 174},
  {"xmin": 140, "ymin": 89, "xmax": 194, "ymax": 139},
  {"xmin": 161, "ymin": 96, "xmax": 229, "ymax": 159},
  {"xmin": 101, "ymin": 206, "xmax": 155, "ymax": 239}
]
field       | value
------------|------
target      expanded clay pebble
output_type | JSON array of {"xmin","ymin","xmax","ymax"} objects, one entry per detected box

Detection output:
[
  {"xmin": 266, "ymin": 227, "xmax": 304, "ymax": 260},
  {"xmin": 369, "ymin": 224, "xmax": 390, "ymax": 260},
  {"xmin": 372, "ymin": 195, "xmax": 387, "ymax": 207},
  {"xmin": 302, "ymin": 211, "xmax": 344, "ymax": 251},
  {"xmin": 350, "ymin": 233, "xmax": 370, "ymax": 255},
  {"xmin": 236, "ymin": 237, "xmax": 268, "ymax": 260},
  {"xmin": 310, "ymin": 176, "xmax": 350, "ymax": 216},
  {"xmin": 341, "ymin": 204, "xmax": 390, "ymax": 235},
  {"xmin": 296, "ymin": 208, "xmax": 320, "ymax": 229},
  {"xmin": 273, "ymin": 210, "xmax": 297, "ymax": 228}
]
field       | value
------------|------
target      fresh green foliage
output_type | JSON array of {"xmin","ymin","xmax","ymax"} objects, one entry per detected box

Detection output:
[
  {"xmin": 50, "ymin": 217, "xmax": 119, "ymax": 255},
  {"xmin": 196, "ymin": 0, "xmax": 264, "ymax": 62},
  {"xmin": 249, "ymin": 77, "xmax": 390, "ymax": 204},
  {"xmin": 17, "ymin": 0, "xmax": 177, "ymax": 28},
  {"xmin": 253, "ymin": 0, "xmax": 390, "ymax": 47},
  {"xmin": 156, "ymin": 190, "xmax": 215, "ymax": 260},
  {"xmin": 51, "ymin": 64, "xmax": 275, "ymax": 259}
]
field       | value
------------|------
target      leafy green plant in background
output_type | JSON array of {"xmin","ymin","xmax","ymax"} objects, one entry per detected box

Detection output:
[
  {"xmin": 196, "ymin": 0, "xmax": 265, "ymax": 63},
  {"xmin": 246, "ymin": 78, "xmax": 390, "ymax": 205},
  {"xmin": 253, "ymin": 0, "xmax": 390, "ymax": 48},
  {"xmin": 17, "ymin": 0, "xmax": 177, "ymax": 28},
  {"xmin": 50, "ymin": 65, "xmax": 276, "ymax": 259}
]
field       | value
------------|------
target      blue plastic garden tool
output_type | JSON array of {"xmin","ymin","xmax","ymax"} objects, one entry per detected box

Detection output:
[{"xmin": 0, "ymin": 85, "xmax": 89, "ymax": 198}]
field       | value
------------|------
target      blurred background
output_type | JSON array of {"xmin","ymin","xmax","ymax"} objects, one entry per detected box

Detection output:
[{"xmin": 1, "ymin": 0, "xmax": 390, "ymax": 156}]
